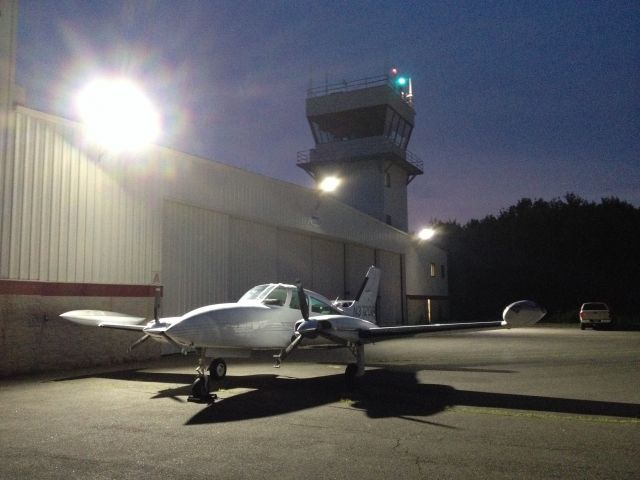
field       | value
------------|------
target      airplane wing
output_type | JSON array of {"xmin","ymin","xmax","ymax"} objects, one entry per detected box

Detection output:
[
  {"xmin": 358, "ymin": 320, "xmax": 505, "ymax": 340},
  {"xmin": 60, "ymin": 310, "xmax": 147, "ymax": 329},
  {"xmin": 95, "ymin": 323, "xmax": 146, "ymax": 332},
  {"xmin": 358, "ymin": 299, "xmax": 545, "ymax": 341}
]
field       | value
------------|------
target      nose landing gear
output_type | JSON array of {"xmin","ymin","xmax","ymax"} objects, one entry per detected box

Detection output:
[{"xmin": 187, "ymin": 350, "xmax": 226, "ymax": 403}]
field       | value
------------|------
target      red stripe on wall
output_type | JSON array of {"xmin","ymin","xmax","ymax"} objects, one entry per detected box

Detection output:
[{"xmin": 0, "ymin": 280, "xmax": 162, "ymax": 297}]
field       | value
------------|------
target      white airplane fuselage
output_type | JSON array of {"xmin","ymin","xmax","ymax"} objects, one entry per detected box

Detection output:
[
  {"xmin": 149, "ymin": 301, "xmax": 376, "ymax": 350},
  {"xmin": 163, "ymin": 301, "xmax": 300, "ymax": 349}
]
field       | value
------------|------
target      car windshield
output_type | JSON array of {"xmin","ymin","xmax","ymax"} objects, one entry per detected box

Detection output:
[{"xmin": 582, "ymin": 303, "xmax": 608, "ymax": 310}]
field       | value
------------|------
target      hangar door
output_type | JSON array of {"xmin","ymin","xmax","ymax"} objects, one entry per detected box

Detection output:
[
  {"xmin": 228, "ymin": 218, "xmax": 278, "ymax": 300},
  {"xmin": 344, "ymin": 244, "xmax": 404, "ymax": 326},
  {"xmin": 344, "ymin": 244, "xmax": 375, "ymax": 300},
  {"xmin": 162, "ymin": 201, "xmax": 229, "ymax": 316},
  {"xmin": 276, "ymin": 229, "xmax": 313, "ymax": 286},
  {"xmin": 311, "ymin": 237, "xmax": 344, "ymax": 299},
  {"xmin": 376, "ymin": 249, "xmax": 403, "ymax": 326}
]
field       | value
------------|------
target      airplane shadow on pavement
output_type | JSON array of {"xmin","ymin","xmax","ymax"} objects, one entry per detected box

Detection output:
[
  {"xmin": 54, "ymin": 367, "xmax": 640, "ymax": 425},
  {"xmin": 180, "ymin": 368, "xmax": 640, "ymax": 426}
]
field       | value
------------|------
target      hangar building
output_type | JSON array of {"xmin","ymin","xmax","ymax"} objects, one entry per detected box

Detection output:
[{"xmin": 0, "ymin": 1, "xmax": 448, "ymax": 376}]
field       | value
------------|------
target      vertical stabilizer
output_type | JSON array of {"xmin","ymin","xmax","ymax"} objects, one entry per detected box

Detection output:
[{"xmin": 333, "ymin": 266, "xmax": 381, "ymax": 323}]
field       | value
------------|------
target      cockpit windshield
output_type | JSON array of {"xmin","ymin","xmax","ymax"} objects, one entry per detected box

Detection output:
[
  {"xmin": 239, "ymin": 284, "xmax": 342, "ymax": 315},
  {"xmin": 238, "ymin": 284, "xmax": 275, "ymax": 302}
]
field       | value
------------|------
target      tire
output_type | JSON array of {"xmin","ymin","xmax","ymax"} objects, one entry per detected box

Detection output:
[
  {"xmin": 191, "ymin": 376, "xmax": 208, "ymax": 398},
  {"xmin": 345, "ymin": 363, "xmax": 359, "ymax": 389},
  {"xmin": 580, "ymin": 324, "xmax": 586, "ymax": 330},
  {"xmin": 209, "ymin": 358, "xmax": 227, "ymax": 379}
]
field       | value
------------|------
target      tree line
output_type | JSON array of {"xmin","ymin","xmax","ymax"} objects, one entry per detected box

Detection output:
[{"xmin": 433, "ymin": 194, "xmax": 640, "ymax": 323}]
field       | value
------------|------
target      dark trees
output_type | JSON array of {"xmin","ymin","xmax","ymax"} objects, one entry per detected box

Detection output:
[{"xmin": 435, "ymin": 195, "xmax": 640, "ymax": 321}]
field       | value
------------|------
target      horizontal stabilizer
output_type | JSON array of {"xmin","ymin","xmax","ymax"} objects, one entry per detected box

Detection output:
[
  {"xmin": 60, "ymin": 310, "xmax": 146, "ymax": 328},
  {"xmin": 502, "ymin": 300, "xmax": 546, "ymax": 327}
]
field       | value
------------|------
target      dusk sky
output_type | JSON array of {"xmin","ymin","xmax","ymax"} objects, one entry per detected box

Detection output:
[{"xmin": 16, "ymin": 0, "xmax": 639, "ymax": 230}]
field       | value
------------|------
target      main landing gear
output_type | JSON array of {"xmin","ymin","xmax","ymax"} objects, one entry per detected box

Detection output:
[
  {"xmin": 188, "ymin": 349, "xmax": 227, "ymax": 403},
  {"xmin": 345, "ymin": 343, "xmax": 366, "ymax": 389}
]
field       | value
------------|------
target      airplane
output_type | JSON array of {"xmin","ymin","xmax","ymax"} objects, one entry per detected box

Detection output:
[{"xmin": 60, "ymin": 266, "xmax": 546, "ymax": 402}]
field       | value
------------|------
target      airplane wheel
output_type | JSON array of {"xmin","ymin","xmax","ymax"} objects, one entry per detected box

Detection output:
[
  {"xmin": 345, "ymin": 363, "xmax": 359, "ymax": 389},
  {"xmin": 209, "ymin": 358, "xmax": 227, "ymax": 379},
  {"xmin": 191, "ymin": 376, "xmax": 208, "ymax": 398}
]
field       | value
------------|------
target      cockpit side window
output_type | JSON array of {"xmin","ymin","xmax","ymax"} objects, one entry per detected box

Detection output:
[
  {"xmin": 309, "ymin": 295, "xmax": 341, "ymax": 315},
  {"xmin": 289, "ymin": 289, "xmax": 340, "ymax": 315},
  {"xmin": 263, "ymin": 286, "xmax": 289, "ymax": 307},
  {"xmin": 289, "ymin": 289, "xmax": 300, "ymax": 310}
]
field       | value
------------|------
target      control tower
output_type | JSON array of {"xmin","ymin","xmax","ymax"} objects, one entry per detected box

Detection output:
[{"xmin": 297, "ymin": 69, "xmax": 423, "ymax": 231}]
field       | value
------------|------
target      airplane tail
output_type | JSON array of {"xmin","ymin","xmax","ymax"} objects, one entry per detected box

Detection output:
[{"xmin": 333, "ymin": 266, "xmax": 381, "ymax": 323}]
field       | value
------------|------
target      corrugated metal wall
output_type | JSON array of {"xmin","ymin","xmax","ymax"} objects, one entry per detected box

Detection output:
[
  {"xmin": 161, "ymin": 200, "xmax": 406, "ymax": 323},
  {"xmin": 1, "ymin": 109, "xmax": 160, "ymax": 284},
  {"xmin": 276, "ymin": 229, "xmax": 313, "ymax": 286},
  {"xmin": 311, "ymin": 237, "xmax": 344, "ymax": 299},
  {"xmin": 344, "ymin": 243, "xmax": 375, "ymax": 298},
  {"xmin": 228, "ymin": 217, "xmax": 278, "ymax": 300},
  {"xmin": 162, "ymin": 201, "xmax": 229, "ymax": 315},
  {"xmin": 376, "ymin": 249, "xmax": 403, "ymax": 326},
  {"xmin": 162, "ymin": 200, "xmax": 367, "ymax": 309}
]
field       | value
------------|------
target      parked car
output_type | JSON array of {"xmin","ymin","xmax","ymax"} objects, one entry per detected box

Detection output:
[{"xmin": 579, "ymin": 302, "xmax": 612, "ymax": 330}]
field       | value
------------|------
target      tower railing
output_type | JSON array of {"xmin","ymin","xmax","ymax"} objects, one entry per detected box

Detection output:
[
  {"xmin": 307, "ymin": 74, "xmax": 412, "ymax": 106},
  {"xmin": 296, "ymin": 136, "xmax": 423, "ymax": 174}
]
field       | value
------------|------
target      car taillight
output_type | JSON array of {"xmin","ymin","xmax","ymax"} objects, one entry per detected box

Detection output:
[{"xmin": 579, "ymin": 311, "xmax": 585, "ymax": 320}]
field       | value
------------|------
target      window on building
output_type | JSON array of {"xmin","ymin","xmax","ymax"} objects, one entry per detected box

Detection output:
[
  {"xmin": 384, "ymin": 107, "xmax": 414, "ymax": 148},
  {"xmin": 385, "ymin": 172, "xmax": 391, "ymax": 187},
  {"xmin": 386, "ymin": 214, "xmax": 392, "ymax": 225},
  {"xmin": 441, "ymin": 265, "xmax": 446, "ymax": 279},
  {"xmin": 430, "ymin": 263, "xmax": 437, "ymax": 278}
]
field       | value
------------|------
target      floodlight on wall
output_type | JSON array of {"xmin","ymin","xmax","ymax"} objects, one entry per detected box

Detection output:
[
  {"xmin": 417, "ymin": 227, "xmax": 436, "ymax": 241},
  {"xmin": 318, "ymin": 175, "xmax": 341, "ymax": 193},
  {"xmin": 76, "ymin": 77, "xmax": 161, "ymax": 154},
  {"xmin": 311, "ymin": 176, "xmax": 342, "ymax": 225}
]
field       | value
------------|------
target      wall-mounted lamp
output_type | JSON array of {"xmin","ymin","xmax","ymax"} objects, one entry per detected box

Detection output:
[
  {"xmin": 417, "ymin": 227, "xmax": 436, "ymax": 241},
  {"xmin": 311, "ymin": 176, "xmax": 342, "ymax": 225},
  {"xmin": 76, "ymin": 77, "xmax": 160, "ymax": 156}
]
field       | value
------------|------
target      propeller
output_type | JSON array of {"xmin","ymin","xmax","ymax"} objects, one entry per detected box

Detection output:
[
  {"xmin": 129, "ymin": 287, "xmax": 162, "ymax": 351},
  {"xmin": 274, "ymin": 280, "xmax": 319, "ymax": 366},
  {"xmin": 297, "ymin": 280, "xmax": 309, "ymax": 321},
  {"xmin": 128, "ymin": 334, "xmax": 150, "ymax": 351}
]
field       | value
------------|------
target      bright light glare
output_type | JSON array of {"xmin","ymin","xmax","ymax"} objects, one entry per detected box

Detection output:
[
  {"xmin": 418, "ymin": 227, "xmax": 436, "ymax": 241},
  {"xmin": 76, "ymin": 78, "xmax": 160, "ymax": 153},
  {"xmin": 318, "ymin": 176, "xmax": 341, "ymax": 193}
]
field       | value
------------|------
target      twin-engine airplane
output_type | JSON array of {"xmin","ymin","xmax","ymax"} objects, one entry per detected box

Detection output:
[{"xmin": 60, "ymin": 266, "xmax": 546, "ymax": 402}]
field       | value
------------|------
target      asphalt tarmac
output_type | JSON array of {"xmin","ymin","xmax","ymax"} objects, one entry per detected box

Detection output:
[{"xmin": 1, "ymin": 326, "xmax": 638, "ymax": 479}]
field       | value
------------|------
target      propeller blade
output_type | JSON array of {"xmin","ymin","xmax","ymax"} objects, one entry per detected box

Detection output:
[
  {"xmin": 296, "ymin": 281, "xmax": 309, "ymax": 321},
  {"xmin": 128, "ymin": 334, "xmax": 150, "ymax": 351},
  {"xmin": 153, "ymin": 287, "xmax": 161, "ymax": 325},
  {"xmin": 284, "ymin": 332, "xmax": 303, "ymax": 356},
  {"xmin": 273, "ymin": 332, "xmax": 304, "ymax": 366}
]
